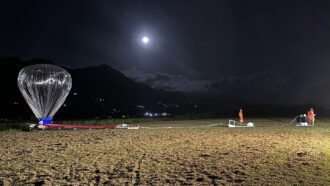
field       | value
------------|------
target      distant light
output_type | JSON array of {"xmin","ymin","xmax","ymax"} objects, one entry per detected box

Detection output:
[
  {"xmin": 142, "ymin": 36, "xmax": 149, "ymax": 44},
  {"xmin": 144, "ymin": 112, "xmax": 154, "ymax": 117},
  {"xmin": 73, "ymin": 92, "xmax": 78, "ymax": 96}
]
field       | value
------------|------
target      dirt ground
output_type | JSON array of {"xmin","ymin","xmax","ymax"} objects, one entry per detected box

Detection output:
[{"xmin": 0, "ymin": 118, "xmax": 329, "ymax": 185}]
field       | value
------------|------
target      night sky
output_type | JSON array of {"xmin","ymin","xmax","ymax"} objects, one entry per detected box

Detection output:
[{"xmin": 1, "ymin": 0, "xmax": 330, "ymax": 105}]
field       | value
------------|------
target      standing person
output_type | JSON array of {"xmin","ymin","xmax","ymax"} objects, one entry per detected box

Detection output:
[
  {"xmin": 239, "ymin": 109, "xmax": 243, "ymax": 124},
  {"xmin": 307, "ymin": 108, "xmax": 315, "ymax": 126}
]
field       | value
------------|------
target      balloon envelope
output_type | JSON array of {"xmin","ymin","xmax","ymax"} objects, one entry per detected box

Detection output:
[{"xmin": 17, "ymin": 64, "xmax": 72, "ymax": 123}]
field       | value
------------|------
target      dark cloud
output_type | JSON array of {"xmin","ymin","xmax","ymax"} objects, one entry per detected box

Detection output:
[
  {"xmin": 124, "ymin": 68, "xmax": 330, "ymax": 106},
  {"xmin": 207, "ymin": 72, "xmax": 291, "ymax": 103},
  {"xmin": 123, "ymin": 68, "xmax": 210, "ymax": 92},
  {"xmin": 124, "ymin": 68, "xmax": 292, "ymax": 96}
]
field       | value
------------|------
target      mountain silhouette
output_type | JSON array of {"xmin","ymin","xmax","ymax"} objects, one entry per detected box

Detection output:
[{"xmin": 0, "ymin": 57, "xmax": 328, "ymax": 120}]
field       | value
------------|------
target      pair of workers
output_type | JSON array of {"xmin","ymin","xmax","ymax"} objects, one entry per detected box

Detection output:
[{"xmin": 238, "ymin": 108, "xmax": 315, "ymax": 126}]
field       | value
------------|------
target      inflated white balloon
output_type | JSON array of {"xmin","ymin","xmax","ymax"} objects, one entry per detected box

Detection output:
[{"xmin": 17, "ymin": 64, "xmax": 72, "ymax": 124}]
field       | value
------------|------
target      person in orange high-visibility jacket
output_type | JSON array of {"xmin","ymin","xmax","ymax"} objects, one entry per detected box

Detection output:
[
  {"xmin": 239, "ymin": 109, "xmax": 243, "ymax": 124},
  {"xmin": 307, "ymin": 108, "xmax": 315, "ymax": 126}
]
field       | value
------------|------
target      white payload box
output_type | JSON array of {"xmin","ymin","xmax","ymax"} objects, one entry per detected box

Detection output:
[
  {"xmin": 228, "ymin": 120, "xmax": 254, "ymax": 128},
  {"xmin": 127, "ymin": 125, "xmax": 140, "ymax": 129},
  {"xmin": 37, "ymin": 124, "xmax": 48, "ymax": 130},
  {"xmin": 116, "ymin": 124, "xmax": 140, "ymax": 129},
  {"xmin": 116, "ymin": 123, "xmax": 128, "ymax": 129}
]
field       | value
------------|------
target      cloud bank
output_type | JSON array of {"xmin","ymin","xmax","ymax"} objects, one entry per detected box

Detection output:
[{"xmin": 123, "ymin": 68, "xmax": 330, "ymax": 106}]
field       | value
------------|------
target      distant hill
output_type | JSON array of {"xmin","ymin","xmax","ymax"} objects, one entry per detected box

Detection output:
[
  {"xmin": 1, "ymin": 57, "xmax": 329, "ymax": 120},
  {"xmin": 65, "ymin": 64, "xmax": 190, "ymax": 118}
]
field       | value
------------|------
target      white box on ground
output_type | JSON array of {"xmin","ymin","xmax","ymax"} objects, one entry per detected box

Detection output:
[
  {"xmin": 117, "ymin": 124, "xmax": 128, "ymax": 129},
  {"xmin": 127, "ymin": 125, "xmax": 140, "ymax": 129},
  {"xmin": 296, "ymin": 122, "xmax": 308, "ymax": 127},
  {"xmin": 228, "ymin": 120, "xmax": 254, "ymax": 127}
]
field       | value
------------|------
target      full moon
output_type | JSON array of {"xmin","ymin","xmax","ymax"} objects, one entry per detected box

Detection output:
[{"xmin": 142, "ymin": 36, "xmax": 149, "ymax": 44}]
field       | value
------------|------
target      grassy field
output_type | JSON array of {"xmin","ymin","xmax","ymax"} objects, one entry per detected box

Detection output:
[{"xmin": 0, "ymin": 118, "xmax": 329, "ymax": 185}]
